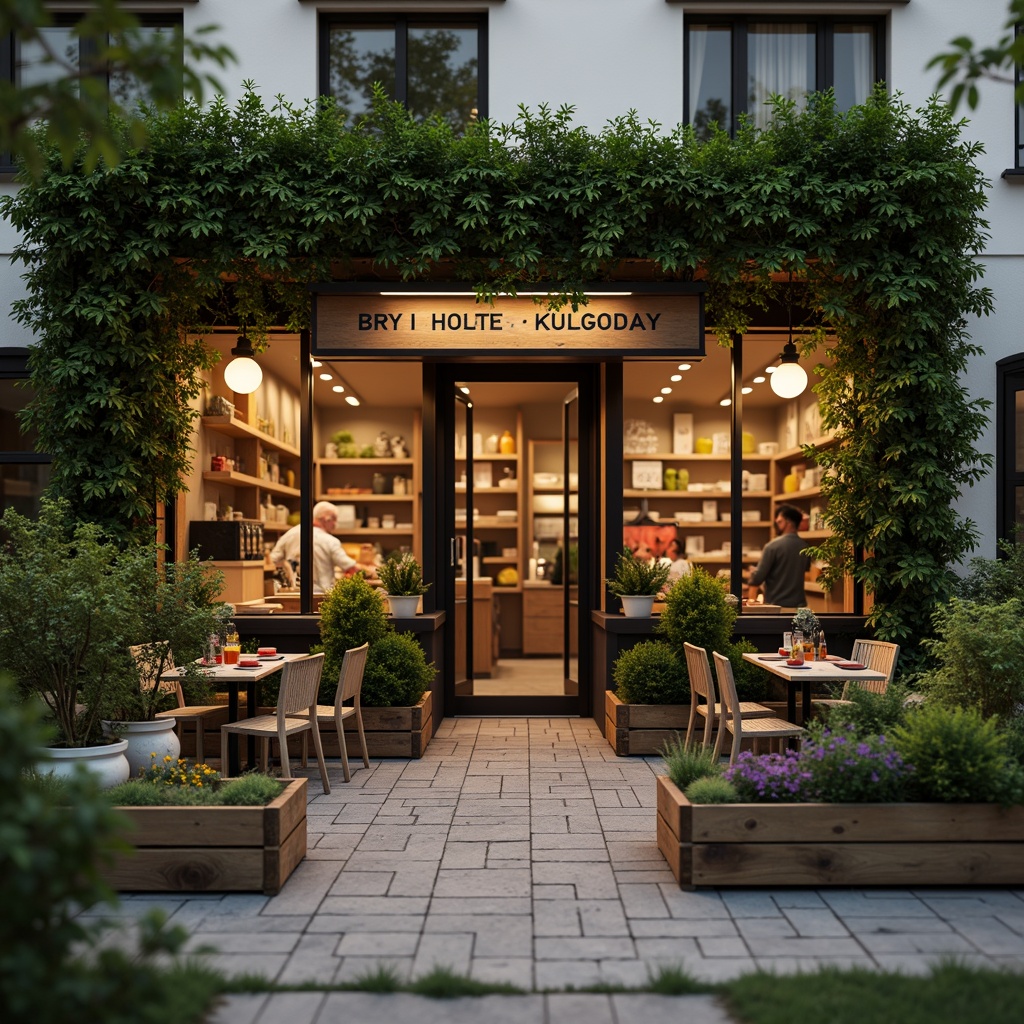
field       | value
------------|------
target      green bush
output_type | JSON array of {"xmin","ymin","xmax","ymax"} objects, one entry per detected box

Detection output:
[
  {"xmin": 657, "ymin": 567, "xmax": 769, "ymax": 700},
  {"xmin": 106, "ymin": 773, "xmax": 283, "ymax": 807},
  {"xmin": 605, "ymin": 547, "xmax": 671, "ymax": 596},
  {"xmin": 377, "ymin": 552, "xmax": 430, "ymax": 596},
  {"xmin": 917, "ymin": 597, "xmax": 1024, "ymax": 721},
  {"xmin": 612, "ymin": 641, "xmax": 688, "ymax": 704},
  {"xmin": 893, "ymin": 705, "xmax": 1016, "ymax": 803},
  {"xmin": 660, "ymin": 734, "xmax": 721, "ymax": 789},
  {"xmin": 318, "ymin": 575, "xmax": 391, "ymax": 703},
  {"xmin": 362, "ymin": 632, "xmax": 434, "ymax": 708},
  {"xmin": 954, "ymin": 536, "xmax": 1024, "ymax": 604},
  {"xmin": 684, "ymin": 776, "xmax": 739, "ymax": 804},
  {"xmin": 816, "ymin": 681, "xmax": 912, "ymax": 737}
]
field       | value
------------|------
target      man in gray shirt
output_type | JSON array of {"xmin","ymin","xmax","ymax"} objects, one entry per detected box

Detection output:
[{"xmin": 746, "ymin": 504, "xmax": 811, "ymax": 608}]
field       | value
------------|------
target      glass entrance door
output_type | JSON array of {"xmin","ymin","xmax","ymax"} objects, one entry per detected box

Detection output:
[{"xmin": 439, "ymin": 365, "xmax": 595, "ymax": 716}]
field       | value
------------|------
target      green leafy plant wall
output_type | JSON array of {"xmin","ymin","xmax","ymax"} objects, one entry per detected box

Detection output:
[{"xmin": 0, "ymin": 86, "xmax": 992, "ymax": 646}]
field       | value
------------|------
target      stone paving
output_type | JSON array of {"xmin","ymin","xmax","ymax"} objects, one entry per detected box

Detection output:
[{"xmin": 92, "ymin": 716, "xmax": 1024, "ymax": 1023}]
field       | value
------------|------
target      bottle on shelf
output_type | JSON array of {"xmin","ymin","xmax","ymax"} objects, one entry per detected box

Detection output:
[{"xmin": 499, "ymin": 430, "xmax": 516, "ymax": 454}]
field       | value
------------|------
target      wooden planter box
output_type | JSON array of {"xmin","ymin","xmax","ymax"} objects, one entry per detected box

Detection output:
[
  {"xmin": 656, "ymin": 775, "xmax": 1024, "ymax": 889},
  {"xmin": 105, "ymin": 778, "xmax": 307, "ymax": 896},
  {"xmin": 604, "ymin": 691, "xmax": 692, "ymax": 756}
]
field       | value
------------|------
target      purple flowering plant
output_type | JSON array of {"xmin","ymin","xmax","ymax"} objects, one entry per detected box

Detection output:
[
  {"xmin": 802, "ymin": 726, "xmax": 910, "ymax": 803},
  {"xmin": 719, "ymin": 725, "xmax": 911, "ymax": 804},
  {"xmin": 723, "ymin": 749, "xmax": 813, "ymax": 802}
]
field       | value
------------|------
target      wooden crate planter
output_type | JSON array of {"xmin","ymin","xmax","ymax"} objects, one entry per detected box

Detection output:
[
  {"xmin": 105, "ymin": 778, "xmax": 307, "ymax": 896},
  {"xmin": 656, "ymin": 775, "xmax": 1024, "ymax": 889},
  {"xmin": 604, "ymin": 690, "xmax": 693, "ymax": 756}
]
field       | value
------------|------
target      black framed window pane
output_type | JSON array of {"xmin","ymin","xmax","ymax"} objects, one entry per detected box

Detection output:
[
  {"xmin": 408, "ymin": 25, "xmax": 478, "ymax": 129},
  {"xmin": 17, "ymin": 26, "xmax": 77, "ymax": 94},
  {"xmin": 1016, "ymin": 388, "xmax": 1024, "ymax": 473},
  {"xmin": 1015, "ymin": 486, "xmax": 1024, "ymax": 538},
  {"xmin": 689, "ymin": 25, "xmax": 731, "ymax": 140},
  {"xmin": 748, "ymin": 23, "xmax": 815, "ymax": 128},
  {"xmin": 328, "ymin": 25, "xmax": 395, "ymax": 124},
  {"xmin": 0, "ymin": 380, "xmax": 39, "ymax": 451},
  {"xmin": 833, "ymin": 25, "xmax": 875, "ymax": 112},
  {"xmin": 109, "ymin": 25, "xmax": 173, "ymax": 109},
  {"xmin": 0, "ymin": 464, "xmax": 51, "ymax": 518}
]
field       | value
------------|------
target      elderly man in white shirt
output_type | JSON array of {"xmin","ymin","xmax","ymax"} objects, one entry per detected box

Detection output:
[{"xmin": 270, "ymin": 501, "xmax": 371, "ymax": 592}]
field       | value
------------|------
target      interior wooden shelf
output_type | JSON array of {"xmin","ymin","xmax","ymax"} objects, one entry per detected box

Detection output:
[
  {"xmin": 456, "ymin": 453, "xmax": 519, "ymax": 462},
  {"xmin": 624, "ymin": 489, "xmax": 771, "ymax": 499},
  {"xmin": 316, "ymin": 457, "xmax": 414, "ymax": 467},
  {"xmin": 317, "ymin": 493, "xmax": 413, "ymax": 502},
  {"xmin": 623, "ymin": 452, "xmax": 772, "ymax": 461},
  {"xmin": 774, "ymin": 486, "xmax": 823, "ymax": 500},
  {"xmin": 202, "ymin": 470, "xmax": 300, "ymax": 497},
  {"xmin": 202, "ymin": 415, "xmax": 300, "ymax": 457}
]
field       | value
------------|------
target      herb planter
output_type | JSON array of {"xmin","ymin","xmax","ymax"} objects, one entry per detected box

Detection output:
[
  {"xmin": 105, "ymin": 778, "xmax": 307, "ymax": 895},
  {"xmin": 656, "ymin": 775, "xmax": 1024, "ymax": 889},
  {"xmin": 604, "ymin": 690, "xmax": 690, "ymax": 756}
]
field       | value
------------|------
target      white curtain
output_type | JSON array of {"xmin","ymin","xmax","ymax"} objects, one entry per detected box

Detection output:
[
  {"xmin": 689, "ymin": 26, "xmax": 709, "ymax": 116},
  {"xmin": 841, "ymin": 27, "xmax": 874, "ymax": 110},
  {"xmin": 748, "ymin": 24, "xmax": 813, "ymax": 129}
]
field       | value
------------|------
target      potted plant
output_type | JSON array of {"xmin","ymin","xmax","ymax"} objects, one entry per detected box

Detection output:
[
  {"xmin": 0, "ymin": 498, "xmax": 139, "ymax": 784},
  {"xmin": 605, "ymin": 547, "xmax": 671, "ymax": 617},
  {"xmin": 376, "ymin": 551, "xmax": 430, "ymax": 617},
  {"xmin": 792, "ymin": 606, "xmax": 822, "ymax": 657},
  {"xmin": 101, "ymin": 555, "xmax": 226, "ymax": 776}
]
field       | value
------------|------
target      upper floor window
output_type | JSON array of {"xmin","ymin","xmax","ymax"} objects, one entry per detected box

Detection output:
[
  {"xmin": 320, "ymin": 14, "xmax": 486, "ymax": 132},
  {"xmin": 687, "ymin": 16, "xmax": 883, "ymax": 138}
]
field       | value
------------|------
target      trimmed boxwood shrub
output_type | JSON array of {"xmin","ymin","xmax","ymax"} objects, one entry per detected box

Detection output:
[{"xmin": 612, "ymin": 640, "xmax": 688, "ymax": 705}]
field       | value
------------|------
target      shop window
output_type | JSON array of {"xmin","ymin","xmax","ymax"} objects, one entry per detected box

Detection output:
[
  {"xmin": 1017, "ymin": 27, "xmax": 1024, "ymax": 170},
  {"xmin": 0, "ymin": 12, "xmax": 183, "ymax": 172},
  {"xmin": 686, "ymin": 16, "xmax": 883, "ymax": 137},
  {"xmin": 0, "ymin": 376, "xmax": 52, "ymax": 519},
  {"xmin": 997, "ymin": 354, "xmax": 1024, "ymax": 543},
  {"xmin": 320, "ymin": 13, "xmax": 486, "ymax": 132}
]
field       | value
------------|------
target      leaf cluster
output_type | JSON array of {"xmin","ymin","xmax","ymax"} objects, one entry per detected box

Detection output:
[
  {"xmin": 612, "ymin": 640, "xmax": 688, "ymax": 705},
  {"xmin": 377, "ymin": 552, "xmax": 431, "ymax": 596}
]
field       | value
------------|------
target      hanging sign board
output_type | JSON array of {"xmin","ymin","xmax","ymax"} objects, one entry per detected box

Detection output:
[{"xmin": 311, "ymin": 285, "xmax": 705, "ymax": 358}]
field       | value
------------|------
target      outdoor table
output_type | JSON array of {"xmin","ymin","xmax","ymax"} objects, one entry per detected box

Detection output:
[
  {"xmin": 741, "ymin": 652, "xmax": 888, "ymax": 725},
  {"xmin": 161, "ymin": 653, "xmax": 307, "ymax": 775}
]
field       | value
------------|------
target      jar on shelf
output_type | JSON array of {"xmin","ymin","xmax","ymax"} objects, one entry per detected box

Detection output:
[
  {"xmin": 664, "ymin": 467, "xmax": 677, "ymax": 491},
  {"xmin": 499, "ymin": 430, "xmax": 516, "ymax": 454}
]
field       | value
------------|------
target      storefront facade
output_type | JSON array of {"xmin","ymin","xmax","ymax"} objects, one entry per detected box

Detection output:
[{"xmin": 1, "ymin": 1, "xmax": 1020, "ymax": 726}]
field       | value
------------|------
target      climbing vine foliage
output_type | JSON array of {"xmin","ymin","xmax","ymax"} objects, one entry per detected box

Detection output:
[{"xmin": 0, "ymin": 86, "xmax": 992, "ymax": 644}]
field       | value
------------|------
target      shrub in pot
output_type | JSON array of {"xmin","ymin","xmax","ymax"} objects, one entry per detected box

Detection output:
[
  {"xmin": 605, "ymin": 547, "xmax": 670, "ymax": 616},
  {"xmin": 361, "ymin": 631, "xmax": 434, "ymax": 708},
  {"xmin": 377, "ymin": 552, "xmax": 430, "ymax": 616},
  {"xmin": 657, "ymin": 566, "xmax": 768, "ymax": 700},
  {"xmin": 612, "ymin": 640, "xmax": 688, "ymax": 705}
]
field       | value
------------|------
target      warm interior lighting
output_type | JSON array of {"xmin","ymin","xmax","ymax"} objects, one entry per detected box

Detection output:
[
  {"xmin": 660, "ymin": 387, "xmax": 672, "ymax": 394},
  {"xmin": 344, "ymin": 395, "xmax": 360, "ymax": 407},
  {"xmin": 678, "ymin": 363, "xmax": 691, "ymax": 371},
  {"xmin": 652, "ymin": 395, "xmax": 664, "ymax": 403},
  {"xmin": 720, "ymin": 398, "xmax": 731, "ymax": 407},
  {"xmin": 319, "ymin": 372, "xmax": 333, "ymax": 381},
  {"xmin": 311, "ymin": 360, "xmax": 323, "ymax": 368},
  {"xmin": 753, "ymin": 375, "xmax": 766, "ymax": 384},
  {"xmin": 223, "ymin": 329, "xmax": 262, "ymax": 394},
  {"xmin": 332, "ymin": 385, "xmax": 345, "ymax": 393},
  {"xmin": 765, "ymin": 365, "xmax": 776, "ymax": 374},
  {"xmin": 670, "ymin": 374, "xmax": 682, "ymax": 382},
  {"xmin": 741, "ymin": 386, "xmax": 753, "ymax": 394}
]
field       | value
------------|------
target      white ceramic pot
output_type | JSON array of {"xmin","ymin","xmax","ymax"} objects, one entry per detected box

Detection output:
[
  {"xmin": 36, "ymin": 739, "xmax": 131, "ymax": 789},
  {"xmin": 620, "ymin": 595, "xmax": 656, "ymax": 618},
  {"xmin": 102, "ymin": 717, "xmax": 181, "ymax": 777},
  {"xmin": 387, "ymin": 594, "xmax": 421, "ymax": 617}
]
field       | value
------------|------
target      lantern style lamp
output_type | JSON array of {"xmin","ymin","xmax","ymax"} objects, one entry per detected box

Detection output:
[
  {"xmin": 770, "ymin": 340, "xmax": 808, "ymax": 399},
  {"xmin": 223, "ymin": 330, "xmax": 263, "ymax": 394}
]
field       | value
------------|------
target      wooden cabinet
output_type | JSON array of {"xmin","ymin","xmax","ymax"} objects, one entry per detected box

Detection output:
[
  {"xmin": 455, "ymin": 578, "xmax": 495, "ymax": 677},
  {"xmin": 522, "ymin": 584, "xmax": 564, "ymax": 654}
]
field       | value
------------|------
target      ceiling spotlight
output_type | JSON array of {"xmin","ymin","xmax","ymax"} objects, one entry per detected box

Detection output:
[
  {"xmin": 720, "ymin": 398, "xmax": 731, "ymax": 407},
  {"xmin": 741, "ymin": 386, "xmax": 753, "ymax": 394},
  {"xmin": 653, "ymin": 396, "xmax": 664, "ymax": 403},
  {"xmin": 660, "ymin": 387, "xmax": 672, "ymax": 395},
  {"xmin": 332, "ymin": 385, "xmax": 345, "ymax": 393},
  {"xmin": 319, "ymin": 372, "xmax": 333, "ymax": 381},
  {"xmin": 670, "ymin": 374, "xmax": 682, "ymax": 382},
  {"xmin": 678, "ymin": 363, "xmax": 691, "ymax": 371},
  {"xmin": 345, "ymin": 395, "xmax": 360, "ymax": 407},
  {"xmin": 311, "ymin": 360, "xmax": 323, "ymax": 368},
  {"xmin": 765, "ymin": 365, "xmax": 776, "ymax": 374},
  {"xmin": 753, "ymin": 375, "xmax": 766, "ymax": 384},
  {"xmin": 460, "ymin": 386, "xmax": 470, "ymax": 394},
  {"xmin": 223, "ymin": 328, "xmax": 263, "ymax": 394}
]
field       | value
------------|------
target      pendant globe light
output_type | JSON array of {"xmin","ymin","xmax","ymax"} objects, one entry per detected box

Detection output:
[
  {"xmin": 770, "ymin": 276, "xmax": 808, "ymax": 399},
  {"xmin": 223, "ymin": 328, "xmax": 263, "ymax": 394}
]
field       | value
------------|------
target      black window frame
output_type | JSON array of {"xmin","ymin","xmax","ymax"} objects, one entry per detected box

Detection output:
[
  {"xmin": 0, "ymin": 10, "xmax": 183, "ymax": 174},
  {"xmin": 0, "ymin": 351, "xmax": 52, "ymax": 519},
  {"xmin": 684, "ymin": 14, "xmax": 886, "ymax": 136},
  {"xmin": 997, "ymin": 353, "xmax": 1024, "ymax": 546},
  {"xmin": 318, "ymin": 11, "xmax": 488, "ymax": 128}
]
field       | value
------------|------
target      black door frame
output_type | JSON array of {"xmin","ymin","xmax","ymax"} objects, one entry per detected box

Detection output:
[{"xmin": 430, "ymin": 361, "xmax": 601, "ymax": 717}]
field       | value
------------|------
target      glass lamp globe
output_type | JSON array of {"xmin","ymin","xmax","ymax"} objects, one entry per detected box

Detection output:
[
  {"xmin": 769, "ymin": 361, "xmax": 807, "ymax": 399},
  {"xmin": 223, "ymin": 356, "xmax": 263, "ymax": 394}
]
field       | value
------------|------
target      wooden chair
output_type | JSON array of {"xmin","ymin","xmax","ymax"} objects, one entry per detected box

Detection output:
[
  {"xmin": 302, "ymin": 642, "xmax": 370, "ymax": 782},
  {"xmin": 683, "ymin": 642, "xmax": 774, "ymax": 748},
  {"xmin": 812, "ymin": 639, "xmax": 900, "ymax": 715},
  {"xmin": 221, "ymin": 653, "xmax": 331, "ymax": 793},
  {"xmin": 130, "ymin": 642, "xmax": 226, "ymax": 765},
  {"xmin": 712, "ymin": 651, "xmax": 803, "ymax": 765}
]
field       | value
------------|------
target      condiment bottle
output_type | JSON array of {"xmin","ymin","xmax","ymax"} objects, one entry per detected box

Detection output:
[
  {"xmin": 790, "ymin": 631, "xmax": 804, "ymax": 663},
  {"xmin": 818, "ymin": 630, "xmax": 827, "ymax": 660}
]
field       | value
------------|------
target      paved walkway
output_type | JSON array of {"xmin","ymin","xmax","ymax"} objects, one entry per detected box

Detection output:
[{"xmin": 97, "ymin": 717, "xmax": 1024, "ymax": 1023}]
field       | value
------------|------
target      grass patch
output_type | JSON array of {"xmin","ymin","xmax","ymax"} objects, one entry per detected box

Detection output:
[
  {"xmin": 104, "ymin": 774, "xmax": 283, "ymax": 807},
  {"xmin": 724, "ymin": 962, "xmax": 1024, "ymax": 1024},
  {"xmin": 408, "ymin": 966, "xmax": 524, "ymax": 998}
]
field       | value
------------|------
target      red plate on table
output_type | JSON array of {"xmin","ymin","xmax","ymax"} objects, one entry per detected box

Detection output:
[{"xmin": 837, "ymin": 662, "xmax": 866, "ymax": 670}]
